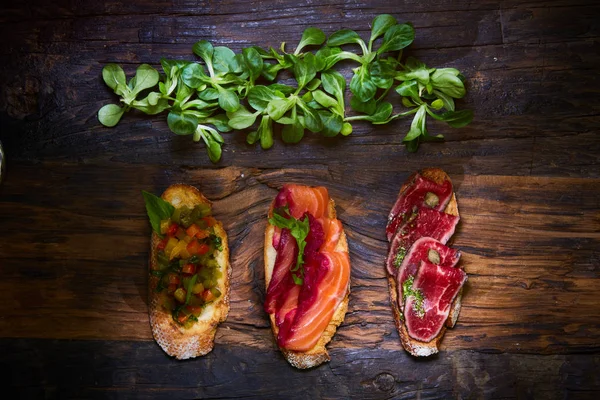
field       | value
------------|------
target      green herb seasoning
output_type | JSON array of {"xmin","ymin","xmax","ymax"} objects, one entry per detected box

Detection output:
[
  {"xmin": 402, "ymin": 275, "xmax": 426, "ymax": 318},
  {"xmin": 393, "ymin": 247, "xmax": 407, "ymax": 267},
  {"xmin": 268, "ymin": 206, "xmax": 310, "ymax": 285}
]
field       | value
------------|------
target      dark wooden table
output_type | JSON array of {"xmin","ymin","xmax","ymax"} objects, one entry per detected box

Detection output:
[{"xmin": 1, "ymin": 1, "xmax": 599, "ymax": 399}]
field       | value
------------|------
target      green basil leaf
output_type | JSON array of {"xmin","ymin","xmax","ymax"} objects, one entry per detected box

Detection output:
[
  {"xmin": 217, "ymin": 87, "xmax": 240, "ymax": 112},
  {"xmin": 146, "ymin": 92, "xmax": 161, "ymax": 106},
  {"xmin": 204, "ymin": 114, "xmax": 232, "ymax": 132},
  {"xmin": 298, "ymin": 101, "xmax": 323, "ymax": 132},
  {"xmin": 439, "ymin": 109, "xmax": 473, "ymax": 127},
  {"xmin": 193, "ymin": 40, "xmax": 214, "ymax": 66},
  {"xmin": 262, "ymin": 62, "xmax": 284, "ymax": 81},
  {"xmin": 433, "ymin": 89, "xmax": 455, "ymax": 112},
  {"xmin": 405, "ymin": 56, "xmax": 427, "ymax": 71},
  {"xmin": 371, "ymin": 58, "xmax": 398, "ymax": 89},
  {"xmin": 198, "ymin": 87, "xmax": 219, "ymax": 101},
  {"xmin": 206, "ymin": 138, "xmax": 222, "ymax": 163},
  {"xmin": 259, "ymin": 115, "xmax": 273, "ymax": 149},
  {"xmin": 321, "ymin": 70, "xmax": 346, "ymax": 103},
  {"xmin": 293, "ymin": 54, "xmax": 317, "ymax": 89},
  {"xmin": 431, "ymin": 69, "xmax": 466, "ymax": 98},
  {"xmin": 282, "ymin": 120, "xmax": 304, "ymax": 143},
  {"xmin": 395, "ymin": 80, "xmax": 420, "ymax": 100},
  {"xmin": 167, "ymin": 111, "xmax": 198, "ymax": 135},
  {"xmin": 268, "ymin": 84, "xmax": 295, "ymax": 95},
  {"xmin": 242, "ymin": 47, "xmax": 264, "ymax": 82},
  {"xmin": 102, "ymin": 64, "xmax": 126, "ymax": 91},
  {"xmin": 315, "ymin": 46, "xmax": 343, "ymax": 70},
  {"xmin": 377, "ymin": 23, "xmax": 415, "ymax": 54},
  {"xmin": 181, "ymin": 63, "xmax": 208, "ymax": 89},
  {"xmin": 369, "ymin": 102, "xmax": 394, "ymax": 124},
  {"xmin": 247, "ymin": 130, "xmax": 259, "ymax": 145},
  {"xmin": 132, "ymin": 64, "xmax": 159, "ymax": 93},
  {"xmin": 350, "ymin": 65, "xmax": 377, "ymax": 102},
  {"xmin": 405, "ymin": 138, "xmax": 420, "ymax": 152},
  {"xmin": 97, "ymin": 104, "xmax": 125, "ymax": 127},
  {"xmin": 160, "ymin": 59, "xmax": 190, "ymax": 77},
  {"xmin": 369, "ymin": 14, "xmax": 397, "ymax": 47},
  {"xmin": 327, "ymin": 29, "xmax": 363, "ymax": 47},
  {"xmin": 266, "ymin": 97, "xmax": 295, "ymax": 121},
  {"xmin": 248, "ymin": 85, "xmax": 278, "ymax": 111},
  {"xmin": 350, "ymin": 96, "xmax": 377, "ymax": 115},
  {"xmin": 305, "ymin": 78, "xmax": 321, "ymax": 92},
  {"xmin": 227, "ymin": 105, "xmax": 260, "ymax": 129},
  {"xmin": 312, "ymin": 90, "xmax": 338, "ymax": 110},
  {"xmin": 317, "ymin": 110, "xmax": 343, "ymax": 137},
  {"xmin": 213, "ymin": 46, "xmax": 240, "ymax": 75},
  {"xmin": 295, "ymin": 27, "xmax": 326, "ymax": 54},
  {"xmin": 403, "ymin": 106, "xmax": 426, "ymax": 142},
  {"xmin": 132, "ymin": 97, "xmax": 170, "ymax": 115},
  {"xmin": 142, "ymin": 190, "xmax": 175, "ymax": 235}
]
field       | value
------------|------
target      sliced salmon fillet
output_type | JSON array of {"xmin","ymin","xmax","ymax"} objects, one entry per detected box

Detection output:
[
  {"xmin": 285, "ymin": 184, "xmax": 330, "ymax": 219},
  {"xmin": 319, "ymin": 218, "xmax": 343, "ymax": 253},
  {"xmin": 279, "ymin": 250, "xmax": 350, "ymax": 351}
]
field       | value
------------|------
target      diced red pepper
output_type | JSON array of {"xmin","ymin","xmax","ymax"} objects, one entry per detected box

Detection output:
[
  {"xmin": 186, "ymin": 224, "xmax": 201, "ymax": 238},
  {"xmin": 201, "ymin": 289, "xmax": 216, "ymax": 302},
  {"xmin": 167, "ymin": 223, "xmax": 179, "ymax": 237},
  {"xmin": 202, "ymin": 217, "xmax": 216, "ymax": 227},
  {"xmin": 186, "ymin": 305, "xmax": 203, "ymax": 315},
  {"xmin": 186, "ymin": 223, "xmax": 209, "ymax": 239},
  {"xmin": 175, "ymin": 227, "xmax": 187, "ymax": 240},
  {"xmin": 167, "ymin": 284, "xmax": 178, "ymax": 295},
  {"xmin": 176, "ymin": 312, "xmax": 189, "ymax": 324},
  {"xmin": 195, "ymin": 230, "xmax": 209, "ymax": 239},
  {"xmin": 167, "ymin": 274, "xmax": 180, "ymax": 286},
  {"xmin": 157, "ymin": 237, "xmax": 169, "ymax": 251},
  {"xmin": 187, "ymin": 240, "xmax": 210, "ymax": 256},
  {"xmin": 182, "ymin": 263, "xmax": 196, "ymax": 275}
]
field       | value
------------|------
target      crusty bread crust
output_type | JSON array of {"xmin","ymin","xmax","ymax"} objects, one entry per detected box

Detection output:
[
  {"xmin": 148, "ymin": 184, "xmax": 231, "ymax": 360},
  {"xmin": 387, "ymin": 168, "xmax": 464, "ymax": 357},
  {"xmin": 264, "ymin": 195, "xmax": 351, "ymax": 369}
]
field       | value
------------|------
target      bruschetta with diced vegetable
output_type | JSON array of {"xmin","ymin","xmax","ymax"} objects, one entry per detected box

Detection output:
[{"xmin": 143, "ymin": 184, "xmax": 230, "ymax": 359}]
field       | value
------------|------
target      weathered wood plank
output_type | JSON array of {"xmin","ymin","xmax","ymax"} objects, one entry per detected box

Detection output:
[
  {"xmin": 0, "ymin": 163, "xmax": 598, "ymax": 355},
  {"xmin": 2, "ymin": 338, "xmax": 599, "ymax": 399}
]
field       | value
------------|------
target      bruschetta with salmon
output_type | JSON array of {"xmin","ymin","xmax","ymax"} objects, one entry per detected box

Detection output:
[
  {"xmin": 264, "ymin": 184, "xmax": 351, "ymax": 369},
  {"xmin": 144, "ymin": 184, "xmax": 231, "ymax": 359}
]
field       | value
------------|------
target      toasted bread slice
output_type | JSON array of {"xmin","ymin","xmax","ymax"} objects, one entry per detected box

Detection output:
[
  {"xmin": 148, "ymin": 184, "xmax": 231, "ymax": 360},
  {"xmin": 264, "ymin": 195, "xmax": 350, "ymax": 369},
  {"xmin": 387, "ymin": 168, "xmax": 464, "ymax": 357}
]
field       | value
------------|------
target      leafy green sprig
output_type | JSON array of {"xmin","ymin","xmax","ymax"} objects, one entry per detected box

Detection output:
[
  {"xmin": 98, "ymin": 14, "xmax": 472, "ymax": 162},
  {"xmin": 268, "ymin": 207, "xmax": 310, "ymax": 285}
]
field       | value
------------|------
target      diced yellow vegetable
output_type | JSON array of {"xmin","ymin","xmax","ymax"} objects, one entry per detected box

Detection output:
[
  {"xmin": 192, "ymin": 282, "xmax": 204, "ymax": 294},
  {"xmin": 180, "ymin": 248, "xmax": 191, "ymax": 260},
  {"xmin": 174, "ymin": 288, "xmax": 186, "ymax": 303},
  {"xmin": 160, "ymin": 219, "xmax": 171, "ymax": 235},
  {"xmin": 164, "ymin": 237, "xmax": 179, "ymax": 258},
  {"xmin": 170, "ymin": 239, "xmax": 189, "ymax": 260}
]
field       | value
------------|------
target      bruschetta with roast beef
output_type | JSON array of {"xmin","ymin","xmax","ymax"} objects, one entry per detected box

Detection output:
[
  {"xmin": 385, "ymin": 168, "xmax": 467, "ymax": 357},
  {"xmin": 264, "ymin": 184, "xmax": 351, "ymax": 369},
  {"xmin": 144, "ymin": 184, "xmax": 231, "ymax": 359}
]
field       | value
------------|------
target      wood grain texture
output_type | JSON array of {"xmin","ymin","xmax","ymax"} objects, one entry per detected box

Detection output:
[
  {"xmin": 0, "ymin": 0, "xmax": 599, "ymax": 397},
  {"xmin": 2, "ymin": 338, "xmax": 600, "ymax": 400}
]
